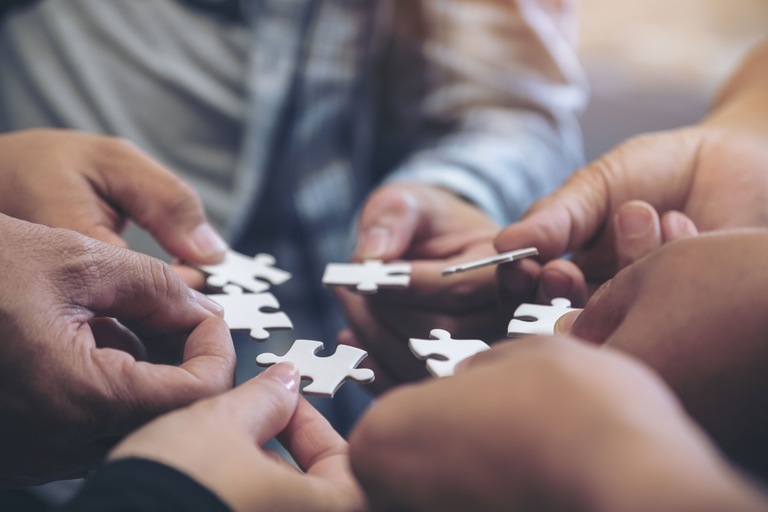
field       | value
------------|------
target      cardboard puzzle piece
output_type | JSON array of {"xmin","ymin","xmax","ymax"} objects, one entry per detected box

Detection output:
[
  {"xmin": 507, "ymin": 298, "xmax": 579, "ymax": 338},
  {"xmin": 256, "ymin": 340, "xmax": 375, "ymax": 398},
  {"xmin": 409, "ymin": 329, "xmax": 490, "ymax": 378},
  {"xmin": 209, "ymin": 286, "xmax": 293, "ymax": 341},
  {"xmin": 322, "ymin": 260, "xmax": 411, "ymax": 294},
  {"xmin": 194, "ymin": 250, "xmax": 291, "ymax": 293}
]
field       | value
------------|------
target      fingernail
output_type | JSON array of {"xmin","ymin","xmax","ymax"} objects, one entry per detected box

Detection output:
[
  {"xmin": 190, "ymin": 223, "xmax": 228, "ymax": 259},
  {"xmin": 357, "ymin": 226, "xmax": 391, "ymax": 259},
  {"xmin": 664, "ymin": 211, "xmax": 697, "ymax": 238},
  {"xmin": 540, "ymin": 270, "xmax": 573, "ymax": 302},
  {"xmin": 617, "ymin": 205, "xmax": 653, "ymax": 239},
  {"xmin": 192, "ymin": 290, "xmax": 224, "ymax": 315},
  {"xmin": 554, "ymin": 310, "xmax": 581, "ymax": 334},
  {"xmin": 261, "ymin": 363, "xmax": 300, "ymax": 392}
]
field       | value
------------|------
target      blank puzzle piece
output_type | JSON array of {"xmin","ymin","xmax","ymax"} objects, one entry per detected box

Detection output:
[
  {"xmin": 256, "ymin": 340, "xmax": 375, "ymax": 398},
  {"xmin": 409, "ymin": 329, "xmax": 490, "ymax": 378},
  {"xmin": 507, "ymin": 298, "xmax": 579, "ymax": 338},
  {"xmin": 194, "ymin": 250, "xmax": 291, "ymax": 293},
  {"xmin": 209, "ymin": 286, "xmax": 293, "ymax": 341},
  {"xmin": 322, "ymin": 260, "xmax": 412, "ymax": 294}
]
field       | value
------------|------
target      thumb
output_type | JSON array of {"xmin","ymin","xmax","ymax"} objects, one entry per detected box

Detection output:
[
  {"xmin": 68, "ymin": 240, "xmax": 223, "ymax": 332},
  {"xmin": 354, "ymin": 184, "xmax": 422, "ymax": 261},
  {"xmin": 222, "ymin": 363, "xmax": 301, "ymax": 444}
]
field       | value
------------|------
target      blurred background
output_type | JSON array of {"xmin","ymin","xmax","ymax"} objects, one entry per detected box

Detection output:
[{"xmin": 578, "ymin": 0, "xmax": 768, "ymax": 161}]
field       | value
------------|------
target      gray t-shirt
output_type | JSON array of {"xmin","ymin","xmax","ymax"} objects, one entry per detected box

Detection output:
[{"xmin": 0, "ymin": 0, "xmax": 249, "ymax": 231}]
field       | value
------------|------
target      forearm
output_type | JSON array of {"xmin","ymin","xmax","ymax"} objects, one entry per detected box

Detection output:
[
  {"xmin": 381, "ymin": 0, "xmax": 587, "ymax": 225},
  {"xmin": 706, "ymin": 39, "xmax": 768, "ymax": 134}
]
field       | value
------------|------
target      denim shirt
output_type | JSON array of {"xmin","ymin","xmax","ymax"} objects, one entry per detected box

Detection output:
[
  {"xmin": 232, "ymin": 0, "xmax": 587, "ymax": 294},
  {"xmin": 0, "ymin": 0, "xmax": 586, "ymax": 427}
]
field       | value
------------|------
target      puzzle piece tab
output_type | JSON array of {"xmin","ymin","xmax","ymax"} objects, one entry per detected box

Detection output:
[
  {"xmin": 256, "ymin": 340, "xmax": 375, "ymax": 398},
  {"xmin": 194, "ymin": 250, "xmax": 291, "ymax": 293},
  {"xmin": 409, "ymin": 329, "xmax": 490, "ymax": 378},
  {"xmin": 507, "ymin": 298, "xmax": 579, "ymax": 338},
  {"xmin": 322, "ymin": 260, "xmax": 411, "ymax": 294},
  {"xmin": 209, "ymin": 287, "xmax": 293, "ymax": 341}
]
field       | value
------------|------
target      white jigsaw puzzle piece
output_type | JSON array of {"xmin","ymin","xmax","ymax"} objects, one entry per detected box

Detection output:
[
  {"xmin": 409, "ymin": 329, "xmax": 490, "ymax": 378},
  {"xmin": 194, "ymin": 250, "xmax": 291, "ymax": 293},
  {"xmin": 322, "ymin": 260, "xmax": 411, "ymax": 294},
  {"xmin": 256, "ymin": 340, "xmax": 375, "ymax": 398},
  {"xmin": 507, "ymin": 298, "xmax": 579, "ymax": 338},
  {"xmin": 209, "ymin": 287, "xmax": 293, "ymax": 341}
]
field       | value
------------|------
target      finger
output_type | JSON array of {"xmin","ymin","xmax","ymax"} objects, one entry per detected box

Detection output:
[
  {"xmin": 217, "ymin": 362, "xmax": 301, "ymax": 445},
  {"xmin": 170, "ymin": 263, "xmax": 208, "ymax": 290},
  {"xmin": 494, "ymin": 133, "xmax": 697, "ymax": 261},
  {"xmin": 569, "ymin": 277, "xmax": 633, "ymax": 344},
  {"xmin": 661, "ymin": 211, "xmax": 699, "ymax": 242},
  {"xmin": 334, "ymin": 288, "xmax": 428, "ymax": 385},
  {"xmin": 554, "ymin": 310, "xmax": 581, "ymax": 334},
  {"xmin": 90, "ymin": 317, "xmax": 148, "ymax": 361},
  {"xmin": 90, "ymin": 138, "xmax": 228, "ymax": 263},
  {"xmin": 277, "ymin": 397, "xmax": 348, "ymax": 476},
  {"xmin": 496, "ymin": 258, "xmax": 541, "ymax": 307},
  {"xmin": 338, "ymin": 329, "xmax": 399, "ymax": 394},
  {"xmin": 354, "ymin": 184, "xmax": 422, "ymax": 261},
  {"xmin": 68, "ymin": 242, "xmax": 223, "ymax": 333},
  {"xmin": 92, "ymin": 317, "xmax": 237, "ymax": 427},
  {"xmin": 494, "ymin": 163, "xmax": 611, "ymax": 260},
  {"xmin": 536, "ymin": 259, "xmax": 589, "ymax": 306},
  {"xmin": 614, "ymin": 200, "xmax": 661, "ymax": 269}
]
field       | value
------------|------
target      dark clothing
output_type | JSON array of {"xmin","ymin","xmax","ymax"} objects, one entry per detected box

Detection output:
[{"xmin": 58, "ymin": 459, "xmax": 231, "ymax": 512}]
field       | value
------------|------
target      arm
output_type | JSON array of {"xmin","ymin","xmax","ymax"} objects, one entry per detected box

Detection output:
[
  {"xmin": 495, "ymin": 37, "xmax": 768, "ymax": 304},
  {"xmin": 336, "ymin": 0, "xmax": 586, "ymax": 390},
  {"xmin": 349, "ymin": 337, "xmax": 766, "ymax": 512},
  {"xmin": 568, "ymin": 230, "xmax": 768, "ymax": 475},
  {"xmin": 61, "ymin": 364, "xmax": 366, "ymax": 512},
  {"xmin": 0, "ymin": 129, "xmax": 227, "ymax": 266},
  {"xmin": 378, "ymin": 0, "xmax": 587, "ymax": 224},
  {"xmin": 0, "ymin": 214, "xmax": 234, "ymax": 485}
]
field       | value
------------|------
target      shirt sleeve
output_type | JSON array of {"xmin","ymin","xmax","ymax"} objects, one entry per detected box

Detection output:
[
  {"xmin": 56, "ymin": 458, "xmax": 232, "ymax": 512},
  {"xmin": 375, "ymin": 0, "xmax": 587, "ymax": 225}
]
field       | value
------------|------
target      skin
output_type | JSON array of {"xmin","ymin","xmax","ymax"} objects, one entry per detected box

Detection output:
[
  {"xmin": 349, "ymin": 337, "xmax": 766, "ymax": 512},
  {"xmin": 336, "ymin": 182, "xmax": 507, "ymax": 390},
  {"xmin": 0, "ymin": 128, "xmax": 227, "ymax": 268},
  {"xmin": 0, "ymin": 214, "xmax": 235, "ymax": 485},
  {"xmin": 109, "ymin": 363, "xmax": 367, "ymax": 512},
  {"xmin": 494, "ymin": 39, "xmax": 768, "ymax": 305},
  {"xmin": 563, "ymin": 230, "xmax": 768, "ymax": 475}
]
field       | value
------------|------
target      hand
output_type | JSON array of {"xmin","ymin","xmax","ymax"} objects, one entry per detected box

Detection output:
[
  {"xmin": 110, "ymin": 364, "xmax": 367, "ymax": 512},
  {"xmin": 350, "ymin": 337, "xmax": 765, "ymax": 512},
  {"xmin": 336, "ymin": 182, "xmax": 506, "ymax": 390},
  {"xmin": 0, "ymin": 214, "xmax": 235, "ymax": 485},
  {"xmin": 0, "ymin": 129, "xmax": 227, "ymax": 264},
  {"xmin": 494, "ymin": 121, "xmax": 768, "ymax": 304},
  {"xmin": 495, "ymin": 38, "xmax": 768, "ymax": 304},
  {"xmin": 566, "ymin": 230, "xmax": 768, "ymax": 474}
]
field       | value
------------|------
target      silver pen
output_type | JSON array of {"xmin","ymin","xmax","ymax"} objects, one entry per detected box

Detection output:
[{"xmin": 442, "ymin": 247, "xmax": 539, "ymax": 276}]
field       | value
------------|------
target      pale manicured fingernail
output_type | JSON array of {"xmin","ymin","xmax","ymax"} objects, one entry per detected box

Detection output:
[
  {"xmin": 261, "ymin": 363, "xmax": 300, "ymax": 391},
  {"xmin": 555, "ymin": 310, "xmax": 581, "ymax": 334},
  {"xmin": 192, "ymin": 290, "xmax": 224, "ymax": 315},
  {"xmin": 357, "ymin": 226, "xmax": 391, "ymax": 259},
  {"xmin": 618, "ymin": 204, "xmax": 653, "ymax": 239},
  {"xmin": 190, "ymin": 223, "xmax": 228, "ymax": 259}
]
